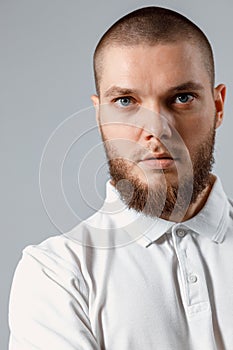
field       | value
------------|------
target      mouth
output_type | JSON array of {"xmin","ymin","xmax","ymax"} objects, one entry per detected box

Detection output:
[{"xmin": 139, "ymin": 154, "xmax": 177, "ymax": 170}]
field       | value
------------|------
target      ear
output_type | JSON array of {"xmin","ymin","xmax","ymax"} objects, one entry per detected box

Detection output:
[
  {"xmin": 91, "ymin": 94, "xmax": 100, "ymax": 128},
  {"xmin": 214, "ymin": 84, "xmax": 226, "ymax": 128}
]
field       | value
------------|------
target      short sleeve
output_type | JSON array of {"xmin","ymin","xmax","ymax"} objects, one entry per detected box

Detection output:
[{"xmin": 9, "ymin": 244, "xmax": 100, "ymax": 350}]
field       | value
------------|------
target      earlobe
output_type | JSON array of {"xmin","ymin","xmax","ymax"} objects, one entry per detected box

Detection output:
[{"xmin": 214, "ymin": 84, "xmax": 226, "ymax": 128}]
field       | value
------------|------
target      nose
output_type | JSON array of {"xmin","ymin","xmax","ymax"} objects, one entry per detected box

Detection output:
[{"xmin": 137, "ymin": 107, "xmax": 172, "ymax": 142}]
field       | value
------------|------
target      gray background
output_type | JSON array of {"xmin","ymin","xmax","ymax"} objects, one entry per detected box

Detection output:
[{"xmin": 1, "ymin": 0, "xmax": 233, "ymax": 348}]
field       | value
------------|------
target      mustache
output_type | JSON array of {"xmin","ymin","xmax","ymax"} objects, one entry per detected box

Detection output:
[
  {"xmin": 101, "ymin": 134, "xmax": 188, "ymax": 162},
  {"xmin": 126, "ymin": 145, "xmax": 185, "ymax": 162}
]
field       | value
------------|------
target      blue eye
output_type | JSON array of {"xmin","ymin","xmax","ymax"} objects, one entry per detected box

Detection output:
[
  {"xmin": 115, "ymin": 97, "xmax": 133, "ymax": 107},
  {"xmin": 175, "ymin": 94, "xmax": 194, "ymax": 104}
]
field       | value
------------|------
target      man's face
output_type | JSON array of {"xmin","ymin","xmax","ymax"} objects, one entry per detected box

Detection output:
[{"xmin": 92, "ymin": 42, "xmax": 225, "ymax": 220}]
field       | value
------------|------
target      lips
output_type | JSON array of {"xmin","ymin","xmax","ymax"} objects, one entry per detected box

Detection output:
[
  {"xmin": 143, "ymin": 153, "xmax": 172, "ymax": 160},
  {"xmin": 139, "ymin": 152, "xmax": 177, "ymax": 170}
]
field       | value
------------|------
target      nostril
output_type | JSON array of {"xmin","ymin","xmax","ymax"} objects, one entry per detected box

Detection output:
[{"xmin": 143, "ymin": 123, "xmax": 172, "ymax": 140}]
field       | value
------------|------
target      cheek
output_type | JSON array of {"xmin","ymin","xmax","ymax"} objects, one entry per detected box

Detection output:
[
  {"xmin": 175, "ymin": 113, "xmax": 215, "ymax": 151},
  {"xmin": 101, "ymin": 124, "xmax": 143, "ymax": 159},
  {"xmin": 101, "ymin": 124, "xmax": 142, "ymax": 141}
]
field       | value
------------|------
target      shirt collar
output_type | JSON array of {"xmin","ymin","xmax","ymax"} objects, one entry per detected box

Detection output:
[
  {"xmin": 183, "ymin": 176, "xmax": 230, "ymax": 243},
  {"xmin": 105, "ymin": 176, "xmax": 230, "ymax": 247}
]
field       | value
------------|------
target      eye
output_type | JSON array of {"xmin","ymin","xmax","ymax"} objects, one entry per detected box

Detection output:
[
  {"xmin": 114, "ymin": 97, "xmax": 135, "ymax": 108},
  {"xmin": 174, "ymin": 93, "xmax": 194, "ymax": 104}
]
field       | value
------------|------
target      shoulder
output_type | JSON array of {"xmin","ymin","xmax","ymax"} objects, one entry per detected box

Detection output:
[
  {"xmin": 20, "ymin": 210, "xmax": 103, "ymax": 272},
  {"xmin": 16, "ymin": 232, "xmax": 89, "ymax": 283}
]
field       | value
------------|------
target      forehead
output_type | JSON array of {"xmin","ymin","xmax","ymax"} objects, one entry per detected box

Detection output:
[{"xmin": 99, "ymin": 42, "xmax": 209, "ymax": 94}]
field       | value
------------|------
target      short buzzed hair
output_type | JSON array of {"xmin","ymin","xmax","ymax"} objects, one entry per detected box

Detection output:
[{"xmin": 93, "ymin": 6, "xmax": 215, "ymax": 95}]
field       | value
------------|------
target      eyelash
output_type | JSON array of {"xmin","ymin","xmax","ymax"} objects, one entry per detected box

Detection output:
[
  {"xmin": 113, "ymin": 96, "xmax": 137, "ymax": 108},
  {"xmin": 112, "ymin": 93, "xmax": 196, "ymax": 109},
  {"xmin": 172, "ymin": 93, "xmax": 196, "ymax": 104}
]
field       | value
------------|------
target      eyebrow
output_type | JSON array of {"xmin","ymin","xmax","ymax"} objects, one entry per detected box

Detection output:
[
  {"xmin": 103, "ymin": 81, "xmax": 204, "ymax": 99},
  {"xmin": 167, "ymin": 81, "xmax": 204, "ymax": 93},
  {"xmin": 103, "ymin": 87, "xmax": 140, "ymax": 98}
]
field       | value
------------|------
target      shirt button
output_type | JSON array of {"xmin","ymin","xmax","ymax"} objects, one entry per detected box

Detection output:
[
  {"xmin": 188, "ymin": 275, "xmax": 198, "ymax": 283},
  {"xmin": 176, "ymin": 229, "xmax": 186, "ymax": 238}
]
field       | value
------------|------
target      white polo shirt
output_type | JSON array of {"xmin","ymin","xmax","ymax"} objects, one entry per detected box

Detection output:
[{"xmin": 9, "ymin": 177, "xmax": 233, "ymax": 350}]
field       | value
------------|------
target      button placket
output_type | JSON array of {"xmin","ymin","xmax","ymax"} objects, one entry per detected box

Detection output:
[
  {"xmin": 172, "ymin": 227, "xmax": 190, "ymax": 305},
  {"xmin": 172, "ymin": 226, "xmax": 209, "ymax": 310}
]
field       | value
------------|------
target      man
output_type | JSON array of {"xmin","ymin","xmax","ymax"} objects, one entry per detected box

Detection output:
[{"xmin": 9, "ymin": 6, "xmax": 232, "ymax": 350}]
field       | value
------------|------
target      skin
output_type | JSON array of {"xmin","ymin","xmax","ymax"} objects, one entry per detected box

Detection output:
[{"xmin": 91, "ymin": 42, "xmax": 226, "ymax": 221}]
